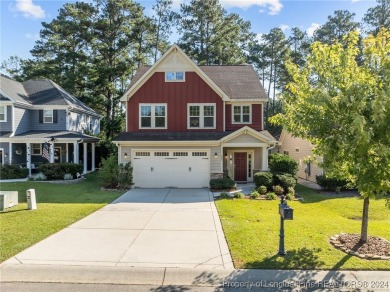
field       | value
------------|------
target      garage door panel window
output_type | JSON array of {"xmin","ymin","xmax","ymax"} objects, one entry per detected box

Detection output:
[
  {"xmin": 192, "ymin": 152, "xmax": 207, "ymax": 156},
  {"xmin": 140, "ymin": 104, "xmax": 167, "ymax": 129},
  {"xmin": 188, "ymin": 104, "xmax": 215, "ymax": 129},
  {"xmin": 135, "ymin": 152, "xmax": 150, "ymax": 156},
  {"xmin": 173, "ymin": 152, "xmax": 188, "ymax": 156},
  {"xmin": 154, "ymin": 152, "xmax": 169, "ymax": 156}
]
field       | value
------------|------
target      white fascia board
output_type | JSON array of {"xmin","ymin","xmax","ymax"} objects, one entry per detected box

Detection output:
[
  {"xmin": 229, "ymin": 99, "xmax": 268, "ymax": 102},
  {"xmin": 226, "ymin": 100, "xmax": 264, "ymax": 104},
  {"xmin": 222, "ymin": 142, "xmax": 268, "ymax": 148},
  {"xmin": 69, "ymin": 107, "xmax": 101, "ymax": 118},
  {"xmin": 113, "ymin": 140, "xmax": 220, "ymax": 147},
  {"xmin": 32, "ymin": 105, "xmax": 70, "ymax": 110},
  {"xmin": 120, "ymin": 44, "xmax": 230, "ymax": 102},
  {"xmin": 221, "ymin": 126, "xmax": 273, "ymax": 144}
]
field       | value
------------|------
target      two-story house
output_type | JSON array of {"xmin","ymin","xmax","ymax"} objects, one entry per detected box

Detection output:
[
  {"xmin": 114, "ymin": 45, "xmax": 276, "ymax": 188},
  {"xmin": 0, "ymin": 75, "xmax": 101, "ymax": 176}
]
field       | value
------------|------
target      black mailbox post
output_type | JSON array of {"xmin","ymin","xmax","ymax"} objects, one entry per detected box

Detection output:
[{"xmin": 278, "ymin": 196, "xmax": 294, "ymax": 256}]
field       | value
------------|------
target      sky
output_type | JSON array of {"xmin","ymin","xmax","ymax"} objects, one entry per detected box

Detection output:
[{"xmin": 0, "ymin": 0, "xmax": 378, "ymax": 64}]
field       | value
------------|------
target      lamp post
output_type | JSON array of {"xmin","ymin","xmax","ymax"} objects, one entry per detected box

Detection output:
[{"xmin": 278, "ymin": 195, "xmax": 293, "ymax": 256}]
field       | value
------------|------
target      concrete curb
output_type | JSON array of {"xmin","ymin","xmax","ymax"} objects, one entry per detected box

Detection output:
[{"xmin": 1, "ymin": 264, "xmax": 389, "ymax": 290}]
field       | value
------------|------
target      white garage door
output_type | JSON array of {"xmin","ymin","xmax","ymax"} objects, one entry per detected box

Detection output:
[{"xmin": 132, "ymin": 150, "xmax": 210, "ymax": 188}]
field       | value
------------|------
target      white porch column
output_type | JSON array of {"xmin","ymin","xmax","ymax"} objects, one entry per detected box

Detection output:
[
  {"xmin": 26, "ymin": 143, "xmax": 31, "ymax": 176},
  {"xmin": 73, "ymin": 142, "xmax": 79, "ymax": 164},
  {"xmin": 83, "ymin": 142, "xmax": 87, "ymax": 174},
  {"xmin": 65, "ymin": 143, "xmax": 69, "ymax": 162},
  {"xmin": 262, "ymin": 147, "xmax": 268, "ymax": 171},
  {"xmin": 50, "ymin": 143, "xmax": 55, "ymax": 163},
  {"xmin": 91, "ymin": 143, "xmax": 95, "ymax": 171},
  {"xmin": 9, "ymin": 142, "xmax": 12, "ymax": 164}
]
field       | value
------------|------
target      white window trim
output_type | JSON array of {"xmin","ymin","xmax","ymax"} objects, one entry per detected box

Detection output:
[
  {"xmin": 187, "ymin": 103, "xmax": 216, "ymax": 129},
  {"xmin": 32, "ymin": 143, "xmax": 42, "ymax": 156},
  {"xmin": 165, "ymin": 71, "xmax": 185, "ymax": 82},
  {"xmin": 0, "ymin": 105, "xmax": 7, "ymax": 122},
  {"xmin": 139, "ymin": 103, "xmax": 168, "ymax": 129},
  {"xmin": 0, "ymin": 148, "xmax": 4, "ymax": 165},
  {"xmin": 232, "ymin": 105, "xmax": 252, "ymax": 124},
  {"xmin": 43, "ymin": 109, "xmax": 54, "ymax": 123}
]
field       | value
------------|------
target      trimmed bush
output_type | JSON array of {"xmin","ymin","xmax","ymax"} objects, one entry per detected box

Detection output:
[
  {"xmin": 269, "ymin": 154, "xmax": 298, "ymax": 176},
  {"xmin": 234, "ymin": 192, "xmax": 245, "ymax": 199},
  {"xmin": 0, "ymin": 165, "xmax": 29, "ymax": 179},
  {"xmin": 316, "ymin": 175, "xmax": 348, "ymax": 191},
  {"xmin": 287, "ymin": 187, "xmax": 295, "ymax": 196},
  {"xmin": 274, "ymin": 173, "xmax": 297, "ymax": 192},
  {"xmin": 220, "ymin": 192, "xmax": 230, "ymax": 199},
  {"xmin": 64, "ymin": 173, "xmax": 73, "ymax": 180},
  {"xmin": 100, "ymin": 155, "xmax": 133, "ymax": 189},
  {"xmin": 257, "ymin": 185, "xmax": 268, "ymax": 195},
  {"xmin": 250, "ymin": 191, "xmax": 260, "ymax": 199},
  {"xmin": 253, "ymin": 172, "xmax": 273, "ymax": 188},
  {"xmin": 266, "ymin": 192, "xmax": 277, "ymax": 200},
  {"xmin": 273, "ymin": 185, "xmax": 284, "ymax": 196},
  {"xmin": 286, "ymin": 193, "xmax": 294, "ymax": 201},
  {"xmin": 38, "ymin": 163, "xmax": 83, "ymax": 180},
  {"xmin": 210, "ymin": 177, "xmax": 235, "ymax": 190},
  {"xmin": 34, "ymin": 172, "xmax": 47, "ymax": 181}
]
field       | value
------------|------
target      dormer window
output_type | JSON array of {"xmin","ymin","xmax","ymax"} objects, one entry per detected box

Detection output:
[{"xmin": 165, "ymin": 71, "xmax": 185, "ymax": 82}]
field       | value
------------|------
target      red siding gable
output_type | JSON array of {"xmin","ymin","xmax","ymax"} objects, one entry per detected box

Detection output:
[
  {"xmin": 127, "ymin": 72, "xmax": 224, "ymax": 132},
  {"xmin": 225, "ymin": 104, "xmax": 263, "ymax": 131}
]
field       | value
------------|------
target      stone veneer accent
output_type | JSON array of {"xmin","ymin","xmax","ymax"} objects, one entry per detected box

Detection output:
[{"xmin": 211, "ymin": 173, "xmax": 223, "ymax": 180}]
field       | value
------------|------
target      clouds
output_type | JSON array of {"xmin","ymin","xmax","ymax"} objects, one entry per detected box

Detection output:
[
  {"xmin": 307, "ymin": 23, "xmax": 321, "ymax": 37},
  {"xmin": 279, "ymin": 24, "xmax": 290, "ymax": 32},
  {"xmin": 219, "ymin": 0, "xmax": 283, "ymax": 15},
  {"xmin": 13, "ymin": 0, "xmax": 45, "ymax": 19},
  {"xmin": 25, "ymin": 33, "xmax": 40, "ymax": 40}
]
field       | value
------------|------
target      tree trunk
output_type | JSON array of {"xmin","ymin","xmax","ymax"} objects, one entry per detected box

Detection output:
[{"xmin": 360, "ymin": 196, "xmax": 370, "ymax": 243}]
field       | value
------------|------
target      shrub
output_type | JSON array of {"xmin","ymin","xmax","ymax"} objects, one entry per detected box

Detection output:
[
  {"xmin": 0, "ymin": 165, "xmax": 29, "ymax": 179},
  {"xmin": 266, "ymin": 192, "xmax": 277, "ymax": 200},
  {"xmin": 234, "ymin": 192, "xmax": 244, "ymax": 199},
  {"xmin": 316, "ymin": 175, "xmax": 348, "ymax": 191},
  {"xmin": 274, "ymin": 173, "xmax": 297, "ymax": 192},
  {"xmin": 287, "ymin": 187, "xmax": 295, "ymax": 196},
  {"xmin": 220, "ymin": 192, "xmax": 230, "ymax": 199},
  {"xmin": 253, "ymin": 172, "xmax": 273, "ymax": 188},
  {"xmin": 273, "ymin": 185, "xmax": 284, "ymax": 196},
  {"xmin": 257, "ymin": 185, "xmax": 268, "ymax": 195},
  {"xmin": 210, "ymin": 177, "xmax": 235, "ymax": 190},
  {"xmin": 286, "ymin": 193, "xmax": 294, "ymax": 201},
  {"xmin": 250, "ymin": 191, "xmax": 260, "ymax": 199},
  {"xmin": 99, "ymin": 155, "xmax": 133, "ymax": 189},
  {"xmin": 38, "ymin": 163, "xmax": 83, "ymax": 180},
  {"xmin": 34, "ymin": 172, "xmax": 47, "ymax": 181},
  {"xmin": 63, "ymin": 173, "xmax": 73, "ymax": 180},
  {"xmin": 269, "ymin": 154, "xmax": 298, "ymax": 176}
]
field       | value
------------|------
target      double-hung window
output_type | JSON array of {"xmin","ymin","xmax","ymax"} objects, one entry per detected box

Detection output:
[
  {"xmin": 32, "ymin": 144, "xmax": 41, "ymax": 155},
  {"xmin": 0, "ymin": 106, "xmax": 6, "ymax": 122},
  {"xmin": 233, "ymin": 105, "xmax": 251, "ymax": 124},
  {"xmin": 140, "ymin": 104, "xmax": 167, "ymax": 129},
  {"xmin": 188, "ymin": 103, "xmax": 215, "ymax": 129},
  {"xmin": 43, "ymin": 110, "xmax": 53, "ymax": 123}
]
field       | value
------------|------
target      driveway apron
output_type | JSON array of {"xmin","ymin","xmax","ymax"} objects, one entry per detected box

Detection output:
[{"xmin": 5, "ymin": 189, "xmax": 233, "ymax": 269}]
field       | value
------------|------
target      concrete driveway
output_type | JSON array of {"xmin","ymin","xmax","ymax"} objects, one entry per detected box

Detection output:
[{"xmin": 4, "ymin": 189, "xmax": 233, "ymax": 269}]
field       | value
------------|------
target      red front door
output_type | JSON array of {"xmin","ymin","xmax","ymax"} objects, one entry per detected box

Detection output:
[{"xmin": 234, "ymin": 152, "xmax": 247, "ymax": 181}]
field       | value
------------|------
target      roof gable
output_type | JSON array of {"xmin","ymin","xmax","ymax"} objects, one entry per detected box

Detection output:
[
  {"xmin": 120, "ymin": 44, "xmax": 229, "ymax": 102},
  {"xmin": 221, "ymin": 126, "xmax": 276, "ymax": 144}
]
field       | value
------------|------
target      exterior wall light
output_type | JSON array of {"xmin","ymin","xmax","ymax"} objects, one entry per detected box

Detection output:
[
  {"xmin": 214, "ymin": 152, "xmax": 218, "ymax": 158},
  {"xmin": 124, "ymin": 152, "xmax": 128, "ymax": 159}
]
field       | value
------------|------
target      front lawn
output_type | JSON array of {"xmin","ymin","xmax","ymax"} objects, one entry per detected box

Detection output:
[
  {"xmin": 0, "ymin": 172, "xmax": 123, "ymax": 263},
  {"xmin": 215, "ymin": 184, "xmax": 390, "ymax": 270}
]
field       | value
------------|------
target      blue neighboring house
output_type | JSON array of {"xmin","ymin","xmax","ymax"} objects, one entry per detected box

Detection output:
[{"xmin": 0, "ymin": 74, "xmax": 101, "ymax": 176}]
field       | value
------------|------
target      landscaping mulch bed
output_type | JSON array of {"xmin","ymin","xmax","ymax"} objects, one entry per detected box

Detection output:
[{"xmin": 330, "ymin": 233, "xmax": 390, "ymax": 260}]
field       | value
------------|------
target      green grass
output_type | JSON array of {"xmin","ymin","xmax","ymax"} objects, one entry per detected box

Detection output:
[
  {"xmin": 215, "ymin": 184, "xmax": 390, "ymax": 270},
  {"xmin": 0, "ymin": 172, "xmax": 123, "ymax": 263}
]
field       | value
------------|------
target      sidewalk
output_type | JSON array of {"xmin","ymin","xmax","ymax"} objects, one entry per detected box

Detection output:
[{"xmin": 1, "ymin": 264, "xmax": 389, "ymax": 291}]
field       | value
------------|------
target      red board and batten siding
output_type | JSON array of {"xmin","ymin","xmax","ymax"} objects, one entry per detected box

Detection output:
[
  {"xmin": 225, "ymin": 104, "xmax": 263, "ymax": 131},
  {"xmin": 127, "ymin": 72, "xmax": 224, "ymax": 132}
]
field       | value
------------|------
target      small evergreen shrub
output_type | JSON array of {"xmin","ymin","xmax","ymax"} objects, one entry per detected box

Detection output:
[
  {"xmin": 253, "ymin": 172, "xmax": 273, "ymax": 188},
  {"xmin": 286, "ymin": 193, "xmax": 294, "ymax": 201},
  {"xmin": 257, "ymin": 185, "xmax": 268, "ymax": 195},
  {"xmin": 63, "ymin": 173, "xmax": 73, "ymax": 180},
  {"xmin": 266, "ymin": 192, "xmax": 277, "ymax": 200},
  {"xmin": 34, "ymin": 172, "xmax": 47, "ymax": 181},
  {"xmin": 0, "ymin": 165, "xmax": 29, "ymax": 179},
  {"xmin": 269, "ymin": 154, "xmax": 298, "ymax": 176},
  {"xmin": 274, "ymin": 173, "xmax": 297, "ymax": 192},
  {"xmin": 287, "ymin": 187, "xmax": 295, "ymax": 196},
  {"xmin": 250, "ymin": 191, "xmax": 260, "ymax": 199},
  {"xmin": 273, "ymin": 185, "xmax": 284, "ymax": 196},
  {"xmin": 234, "ymin": 192, "xmax": 244, "ymax": 199},
  {"xmin": 209, "ymin": 177, "xmax": 235, "ymax": 190},
  {"xmin": 316, "ymin": 175, "xmax": 348, "ymax": 191},
  {"xmin": 38, "ymin": 163, "xmax": 83, "ymax": 180},
  {"xmin": 219, "ymin": 192, "xmax": 230, "ymax": 199},
  {"xmin": 100, "ymin": 155, "xmax": 133, "ymax": 189}
]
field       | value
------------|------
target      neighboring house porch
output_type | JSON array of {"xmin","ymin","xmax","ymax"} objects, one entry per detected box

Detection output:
[{"xmin": 0, "ymin": 131, "xmax": 99, "ymax": 176}]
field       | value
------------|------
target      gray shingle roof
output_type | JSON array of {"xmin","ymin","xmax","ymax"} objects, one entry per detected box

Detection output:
[
  {"xmin": 12, "ymin": 130, "xmax": 99, "ymax": 141},
  {"xmin": 126, "ymin": 64, "xmax": 268, "ymax": 100},
  {"xmin": 0, "ymin": 75, "xmax": 99, "ymax": 117},
  {"xmin": 114, "ymin": 131, "xmax": 231, "ymax": 141}
]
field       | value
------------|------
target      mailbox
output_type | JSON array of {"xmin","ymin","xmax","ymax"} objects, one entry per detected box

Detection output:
[{"xmin": 279, "ymin": 204, "xmax": 293, "ymax": 220}]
